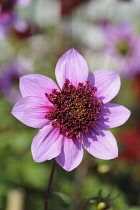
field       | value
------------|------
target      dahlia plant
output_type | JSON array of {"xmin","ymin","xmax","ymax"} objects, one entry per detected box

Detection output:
[{"xmin": 11, "ymin": 48, "xmax": 131, "ymax": 171}]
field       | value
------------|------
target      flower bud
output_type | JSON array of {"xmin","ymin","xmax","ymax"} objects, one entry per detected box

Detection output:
[{"xmin": 97, "ymin": 202, "xmax": 110, "ymax": 210}]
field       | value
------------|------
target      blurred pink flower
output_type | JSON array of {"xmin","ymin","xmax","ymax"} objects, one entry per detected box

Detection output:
[
  {"xmin": 11, "ymin": 49, "xmax": 130, "ymax": 171},
  {"xmin": 103, "ymin": 23, "xmax": 140, "ymax": 78}
]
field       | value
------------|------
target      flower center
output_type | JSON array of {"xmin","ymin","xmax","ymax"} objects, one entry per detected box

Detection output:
[
  {"xmin": 45, "ymin": 79, "xmax": 103, "ymax": 140},
  {"xmin": 117, "ymin": 40, "xmax": 131, "ymax": 56}
]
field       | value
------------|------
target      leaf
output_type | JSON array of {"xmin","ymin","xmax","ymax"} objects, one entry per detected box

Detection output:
[{"xmin": 53, "ymin": 191, "xmax": 73, "ymax": 206}]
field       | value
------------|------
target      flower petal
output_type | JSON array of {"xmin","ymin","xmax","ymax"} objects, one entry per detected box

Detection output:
[
  {"xmin": 83, "ymin": 126, "xmax": 118, "ymax": 160},
  {"xmin": 11, "ymin": 96, "xmax": 53, "ymax": 128},
  {"xmin": 31, "ymin": 124, "xmax": 63, "ymax": 162},
  {"xmin": 20, "ymin": 74, "xmax": 60, "ymax": 100},
  {"xmin": 56, "ymin": 137, "xmax": 83, "ymax": 171},
  {"xmin": 97, "ymin": 103, "xmax": 131, "ymax": 128},
  {"xmin": 55, "ymin": 48, "xmax": 89, "ymax": 89},
  {"xmin": 88, "ymin": 69, "xmax": 121, "ymax": 103}
]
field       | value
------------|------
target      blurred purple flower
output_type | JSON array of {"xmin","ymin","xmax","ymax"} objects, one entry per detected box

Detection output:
[
  {"xmin": 104, "ymin": 23, "xmax": 140, "ymax": 78},
  {"xmin": 0, "ymin": 58, "xmax": 32, "ymax": 103},
  {"xmin": 0, "ymin": 10, "xmax": 16, "ymax": 38},
  {"xmin": 11, "ymin": 49, "xmax": 130, "ymax": 171},
  {"xmin": 0, "ymin": 0, "xmax": 31, "ymax": 39}
]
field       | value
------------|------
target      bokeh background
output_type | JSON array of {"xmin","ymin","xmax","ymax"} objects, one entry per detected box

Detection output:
[{"xmin": 0, "ymin": 0, "xmax": 140, "ymax": 210}]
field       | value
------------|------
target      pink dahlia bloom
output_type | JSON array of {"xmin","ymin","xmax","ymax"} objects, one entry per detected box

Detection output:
[
  {"xmin": 11, "ymin": 49, "xmax": 131, "ymax": 171},
  {"xmin": 103, "ymin": 23, "xmax": 140, "ymax": 78}
]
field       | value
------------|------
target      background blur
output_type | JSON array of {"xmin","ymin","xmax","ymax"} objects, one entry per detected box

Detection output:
[{"xmin": 0, "ymin": 0, "xmax": 140, "ymax": 210}]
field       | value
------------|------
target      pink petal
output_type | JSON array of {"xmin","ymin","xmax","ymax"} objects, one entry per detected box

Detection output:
[
  {"xmin": 97, "ymin": 103, "xmax": 131, "ymax": 128},
  {"xmin": 88, "ymin": 69, "xmax": 121, "ymax": 103},
  {"xmin": 11, "ymin": 96, "xmax": 53, "ymax": 128},
  {"xmin": 56, "ymin": 137, "xmax": 83, "ymax": 171},
  {"xmin": 55, "ymin": 48, "xmax": 88, "ymax": 89},
  {"xmin": 31, "ymin": 124, "xmax": 63, "ymax": 162},
  {"xmin": 83, "ymin": 126, "xmax": 118, "ymax": 160},
  {"xmin": 20, "ymin": 74, "xmax": 60, "ymax": 100}
]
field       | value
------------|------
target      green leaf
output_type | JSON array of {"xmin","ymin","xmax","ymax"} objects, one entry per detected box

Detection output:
[{"xmin": 53, "ymin": 191, "xmax": 73, "ymax": 206}]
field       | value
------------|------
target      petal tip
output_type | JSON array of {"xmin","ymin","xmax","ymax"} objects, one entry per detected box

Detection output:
[
  {"xmin": 11, "ymin": 106, "xmax": 17, "ymax": 117},
  {"xmin": 61, "ymin": 163, "xmax": 81, "ymax": 172},
  {"xmin": 124, "ymin": 108, "xmax": 131, "ymax": 123},
  {"xmin": 67, "ymin": 48, "xmax": 79, "ymax": 57},
  {"xmin": 55, "ymin": 48, "xmax": 88, "ymax": 88}
]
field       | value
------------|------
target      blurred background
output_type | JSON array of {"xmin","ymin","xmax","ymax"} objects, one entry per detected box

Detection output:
[{"xmin": 0, "ymin": 0, "xmax": 140, "ymax": 209}]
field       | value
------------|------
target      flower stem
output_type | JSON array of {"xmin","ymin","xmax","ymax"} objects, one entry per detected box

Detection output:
[
  {"xmin": 44, "ymin": 159, "xmax": 56, "ymax": 210},
  {"xmin": 79, "ymin": 200, "xmax": 90, "ymax": 210}
]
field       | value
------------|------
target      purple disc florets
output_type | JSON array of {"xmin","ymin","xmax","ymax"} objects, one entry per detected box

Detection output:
[{"xmin": 45, "ymin": 79, "xmax": 103, "ymax": 140}]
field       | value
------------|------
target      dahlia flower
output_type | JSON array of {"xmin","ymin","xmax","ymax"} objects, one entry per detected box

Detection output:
[
  {"xmin": 103, "ymin": 23, "xmax": 140, "ymax": 78},
  {"xmin": 11, "ymin": 49, "xmax": 131, "ymax": 171}
]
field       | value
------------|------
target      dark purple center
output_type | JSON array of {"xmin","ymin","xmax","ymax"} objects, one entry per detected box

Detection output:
[{"xmin": 45, "ymin": 79, "xmax": 103, "ymax": 140}]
